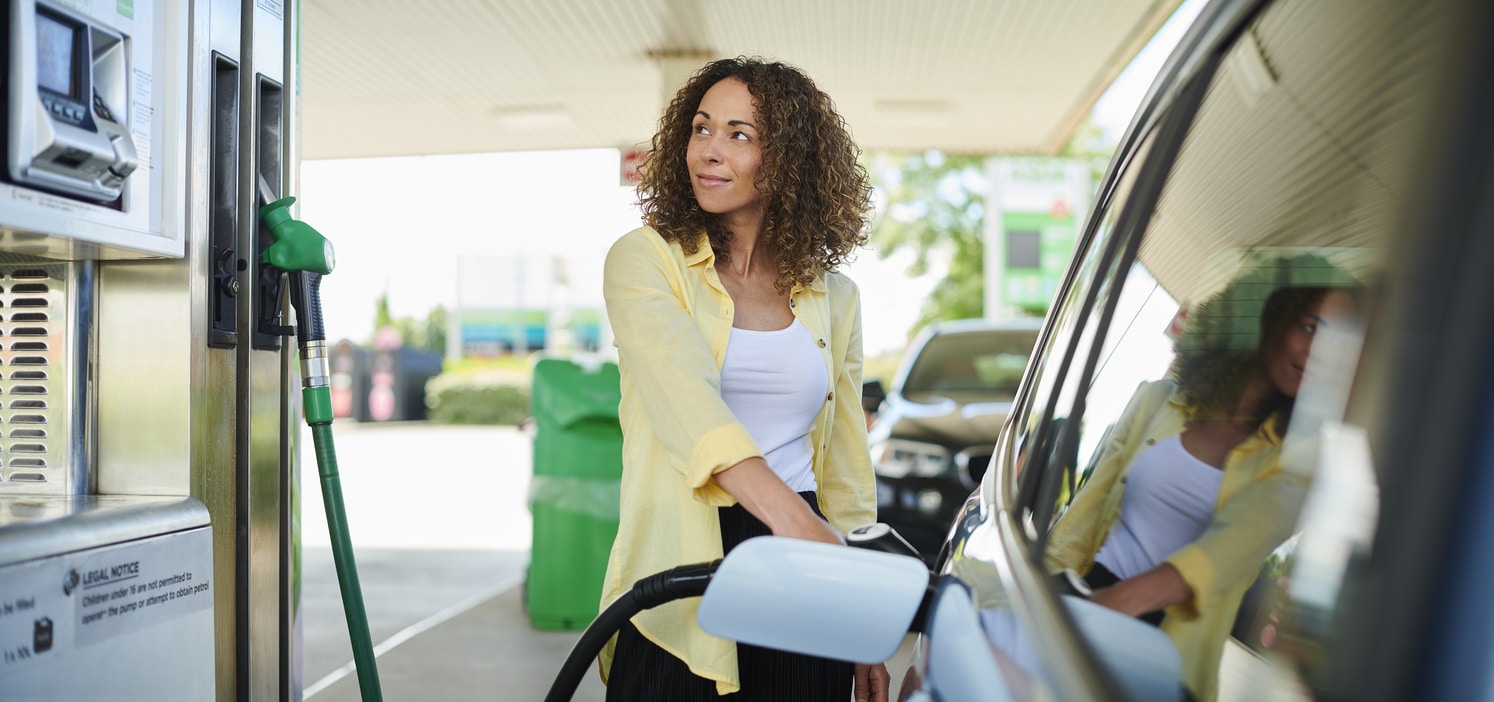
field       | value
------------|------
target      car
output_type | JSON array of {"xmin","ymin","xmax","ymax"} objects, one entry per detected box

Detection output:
[
  {"xmin": 891, "ymin": 0, "xmax": 1494, "ymax": 700},
  {"xmin": 868, "ymin": 318, "xmax": 1041, "ymax": 563}
]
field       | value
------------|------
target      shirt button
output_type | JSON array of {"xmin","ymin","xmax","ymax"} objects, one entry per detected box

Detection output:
[
  {"xmin": 1146, "ymin": 438, "xmax": 1156, "ymax": 446},
  {"xmin": 789, "ymin": 299, "xmax": 795, "ymax": 307},
  {"xmin": 826, "ymin": 392, "xmax": 834, "ymax": 402},
  {"xmin": 817, "ymin": 338, "xmax": 826, "ymax": 348}
]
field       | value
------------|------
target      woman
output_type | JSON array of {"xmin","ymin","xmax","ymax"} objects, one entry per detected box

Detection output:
[
  {"xmin": 598, "ymin": 57, "xmax": 889, "ymax": 701},
  {"xmin": 1045, "ymin": 262, "xmax": 1356, "ymax": 702}
]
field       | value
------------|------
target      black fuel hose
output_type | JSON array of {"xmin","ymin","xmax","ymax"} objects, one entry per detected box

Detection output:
[{"xmin": 543, "ymin": 561, "xmax": 720, "ymax": 702}]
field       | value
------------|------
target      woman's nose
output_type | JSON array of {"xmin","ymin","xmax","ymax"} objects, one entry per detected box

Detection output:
[{"xmin": 700, "ymin": 136, "xmax": 723, "ymax": 162}]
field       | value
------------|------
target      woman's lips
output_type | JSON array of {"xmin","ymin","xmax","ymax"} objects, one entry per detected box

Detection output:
[{"xmin": 695, "ymin": 174, "xmax": 730, "ymax": 187}]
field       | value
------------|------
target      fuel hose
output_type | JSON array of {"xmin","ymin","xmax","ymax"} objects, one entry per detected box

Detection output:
[{"xmin": 261, "ymin": 186, "xmax": 382, "ymax": 702}]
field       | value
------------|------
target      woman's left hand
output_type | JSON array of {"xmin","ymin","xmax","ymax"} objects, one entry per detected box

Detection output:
[{"xmin": 855, "ymin": 662, "xmax": 891, "ymax": 702}]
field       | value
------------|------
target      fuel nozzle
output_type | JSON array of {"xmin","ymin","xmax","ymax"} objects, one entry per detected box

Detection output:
[
  {"xmin": 257, "ymin": 180, "xmax": 335, "ymax": 407},
  {"xmin": 257, "ymin": 182, "xmax": 334, "ymax": 344},
  {"xmin": 260, "ymin": 195, "xmax": 335, "ymax": 277}
]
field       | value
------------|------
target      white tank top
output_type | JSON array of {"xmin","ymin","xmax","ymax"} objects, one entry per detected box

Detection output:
[
  {"xmin": 1093, "ymin": 434, "xmax": 1225, "ymax": 580},
  {"xmin": 719, "ymin": 319, "xmax": 828, "ymax": 493}
]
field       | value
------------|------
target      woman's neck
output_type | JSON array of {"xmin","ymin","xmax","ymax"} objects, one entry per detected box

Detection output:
[
  {"xmin": 721, "ymin": 224, "xmax": 773, "ymax": 280},
  {"xmin": 1229, "ymin": 368, "xmax": 1278, "ymax": 422}
]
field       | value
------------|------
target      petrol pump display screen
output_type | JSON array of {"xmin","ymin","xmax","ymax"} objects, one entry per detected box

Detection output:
[{"xmin": 35, "ymin": 11, "xmax": 79, "ymax": 99}]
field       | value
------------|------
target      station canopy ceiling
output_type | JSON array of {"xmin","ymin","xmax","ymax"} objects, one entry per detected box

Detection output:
[{"xmin": 300, "ymin": 0, "xmax": 1182, "ymax": 161}]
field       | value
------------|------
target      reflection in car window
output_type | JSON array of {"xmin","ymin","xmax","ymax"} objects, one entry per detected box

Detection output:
[
  {"xmin": 1006, "ymin": 130, "xmax": 1160, "ymax": 527},
  {"xmin": 1009, "ymin": 129, "xmax": 1159, "ymax": 492},
  {"xmin": 1063, "ymin": 265, "xmax": 1177, "ymax": 501}
]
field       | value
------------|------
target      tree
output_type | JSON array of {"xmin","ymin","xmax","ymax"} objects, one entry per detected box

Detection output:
[
  {"xmin": 372, "ymin": 292, "xmax": 395, "ymax": 331},
  {"xmin": 867, "ymin": 150, "xmax": 989, "ymax": 333},
  {"xmin": 368, "ymin": 294, "xmax": 447, "ymax": 354},
  {"xmin": 866, "ymin": 119, "xmax": 1116, "ymax": 335}
]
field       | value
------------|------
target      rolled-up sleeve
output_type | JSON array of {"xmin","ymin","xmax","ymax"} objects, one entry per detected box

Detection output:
[{"xmin": 603, "ymin": 229, "xmax": 761, "ymax": 506}]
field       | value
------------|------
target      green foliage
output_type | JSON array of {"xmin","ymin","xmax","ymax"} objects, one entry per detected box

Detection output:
[
  {"xmin": 867, "ymin": 150, "xmax": 989, "ymax": 333},
  {"xmin": 369, "ymin": 294, "xmax": 448, "ymax": 354},
  {"xmin": 425, "ymin": 366, "xmax": 530, "ymax": 425},
  {"xmin": 862, "ymin": 350, "xmax": 904, "ymax": 391},
  {"xmin": 1058, "ymin": 117, "xmax": 1115, "ymax": 186},
  {"xmin": 373, "ymin": 293, "xmax": 395, "ymax": 330}
]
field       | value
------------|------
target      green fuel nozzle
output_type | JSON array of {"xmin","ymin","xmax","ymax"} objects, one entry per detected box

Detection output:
[
  {"xmin": 260, "ymin": 195, "xmax": 335, "ymax": 276},
  {"xmin": 258, "ymin": 194, "xmax": 333, "ymax": 346}
]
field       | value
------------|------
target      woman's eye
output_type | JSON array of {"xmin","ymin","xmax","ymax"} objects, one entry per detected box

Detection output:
[
  {"xmin": 693, "ymin": 123, "xmax": 709, "ymax": 136},
  {"xmin": 731, "ymin": 130, "xmax": 750, "ymax": 141}
]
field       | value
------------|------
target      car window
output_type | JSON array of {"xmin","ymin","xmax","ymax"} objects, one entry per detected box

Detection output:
[
  {"xmin": 1027, "ymin": 0, "xmax": 1464, "ymax": 699},
  {"xmin": 1004, "ymin": 126, "xmax": 1163, "ymax": 534},
  {"xmin": 903, "ymin": 330, "xmax": 1037, "ymax": 402}
]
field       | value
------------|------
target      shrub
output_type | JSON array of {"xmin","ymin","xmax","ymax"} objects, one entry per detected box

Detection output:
[{"xmin": 425, "ymin": 369, "xmax": 530, "ymax": 425}]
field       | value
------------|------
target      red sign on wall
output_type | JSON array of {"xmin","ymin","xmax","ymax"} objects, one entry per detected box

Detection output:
[{"xmin": 620, "ymin": 147, "xmax": 644, "ymax": 186}]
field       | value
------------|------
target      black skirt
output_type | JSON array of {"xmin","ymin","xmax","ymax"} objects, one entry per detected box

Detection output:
[{"xmin": 605, "ymin": 491, "xmax": 855, "ymax": 701}]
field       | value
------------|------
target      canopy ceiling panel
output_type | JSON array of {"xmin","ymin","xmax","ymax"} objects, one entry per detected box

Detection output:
[{"xmin": 299, "ymin": 0, "xmax": 1182, "ymax": 160}]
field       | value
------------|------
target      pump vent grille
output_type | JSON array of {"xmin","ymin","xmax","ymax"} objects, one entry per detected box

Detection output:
[{"xmin": 0, "ymin": 266, "xmax": 67, "ymax": 492}]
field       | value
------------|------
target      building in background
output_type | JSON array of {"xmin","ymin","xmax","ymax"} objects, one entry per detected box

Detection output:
[{"xmin": 451, "ymin": 254, "xmax": 606, "ymax": 359}]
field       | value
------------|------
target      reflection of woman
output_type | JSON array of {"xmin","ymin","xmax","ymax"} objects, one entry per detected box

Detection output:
[
  {"xmin": 598, "ymin": 57, "xmax": 888, "ymax": 701},
  {"xmin": 1045, "ymin": 263, "xmax": 1354, "ymax": 701}
]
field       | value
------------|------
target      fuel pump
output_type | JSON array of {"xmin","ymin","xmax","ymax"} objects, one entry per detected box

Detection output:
[
  {"xmin": 2, "ymin": 0, "xmax": 307, "ymax": 698},
  {"xmin": 258, "ymin": 184, "xmax": 383, "ymax": 702}
]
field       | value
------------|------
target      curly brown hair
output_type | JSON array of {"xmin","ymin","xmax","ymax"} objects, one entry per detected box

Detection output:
[
  {"xmin": 636, "ymin": 56, "xmax": 873, "ymax": 291},
  {"xmin": 1170, "ymin": 253, "xmax": 1358, "ymax": 428},
  {"xmin": 1174, "ymin": 286, "xmax": 1330, "ymax": 427}
]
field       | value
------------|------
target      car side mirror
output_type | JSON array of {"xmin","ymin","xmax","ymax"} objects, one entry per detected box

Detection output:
[{"xmin": 696, "ymin": 536, "xmax": 929, "ymax": 663}]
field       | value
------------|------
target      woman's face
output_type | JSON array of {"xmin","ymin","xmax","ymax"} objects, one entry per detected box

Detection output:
[
  {"xmin": 1263, "ymin": 290, "xmax": 1353, "ymax": 397},
  {"xmin": 687, "ymin": 78, "xmax": 764, "ymax": 225}
]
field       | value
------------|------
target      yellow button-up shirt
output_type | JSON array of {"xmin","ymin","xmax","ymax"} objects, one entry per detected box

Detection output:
[
  {"xmin": 1044, "ymin": 380, "xmax": 1306, "ymax": 702},
  {"xmin": 597, "ymin": 226, "xmax": 877, "ymax": 694}
]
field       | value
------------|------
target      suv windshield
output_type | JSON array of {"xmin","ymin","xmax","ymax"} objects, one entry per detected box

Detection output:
[{"xmin": 902, "ymin": 329, "xmax": 1036, "ymax": 402}]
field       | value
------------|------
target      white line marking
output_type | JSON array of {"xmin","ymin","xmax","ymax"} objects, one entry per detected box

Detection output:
[{"xmin": 304, "ymin": 574, "xmax": 525, "ymax": 698}]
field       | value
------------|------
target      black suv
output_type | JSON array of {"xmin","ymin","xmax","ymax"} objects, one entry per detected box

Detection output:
[{"xmin": 868, "ymin": 318, "xmax": 1040, "ymax": 563}]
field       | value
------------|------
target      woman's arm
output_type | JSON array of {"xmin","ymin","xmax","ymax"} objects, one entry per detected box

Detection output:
[
  {"xmin": 1089, "ymin": 563, "xmax": 1192, "ymax": 617},
  {"xmin": 714, "ymin": 457, "xmax": 844, "ymax": 544}
]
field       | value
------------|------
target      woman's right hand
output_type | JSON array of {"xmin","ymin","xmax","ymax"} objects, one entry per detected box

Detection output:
[
  {"xmin": 713, "ymin": 457, "xmax": 845, "ymax": 546},
  {"xmin": 777, "ymin": 511, "xmax": 846, "ymax": 546}
]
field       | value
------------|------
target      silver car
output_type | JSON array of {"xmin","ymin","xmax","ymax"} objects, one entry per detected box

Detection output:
[{"xmin": 896, "ymin": 0, "xmax": 1494, "ymax": 700}]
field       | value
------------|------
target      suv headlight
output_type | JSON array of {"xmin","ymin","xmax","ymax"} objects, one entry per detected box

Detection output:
[{"xmin": 871, "ymin": 439, "xmax": 949, "ymax": 478}]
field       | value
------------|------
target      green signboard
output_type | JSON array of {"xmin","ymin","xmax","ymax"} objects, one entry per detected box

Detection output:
[{"xmin": 1001, "ymin": 210, "xmax": 1077, "ymax": 310}]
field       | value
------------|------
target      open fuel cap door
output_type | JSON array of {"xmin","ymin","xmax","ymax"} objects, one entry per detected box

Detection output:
[{"xmin": 697, "ymin": 536, "xmax": 929, "ymax": 663}]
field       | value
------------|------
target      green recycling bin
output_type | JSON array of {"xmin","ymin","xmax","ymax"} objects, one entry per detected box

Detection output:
[{"xmin": 526, "ymin": 358, "xmax": 624, "ymax": 630}]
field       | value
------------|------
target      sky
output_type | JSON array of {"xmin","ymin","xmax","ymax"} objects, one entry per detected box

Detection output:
[{"xmin": 299, "ymin": 0, "xmax": 1204, "ymax": 358}]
